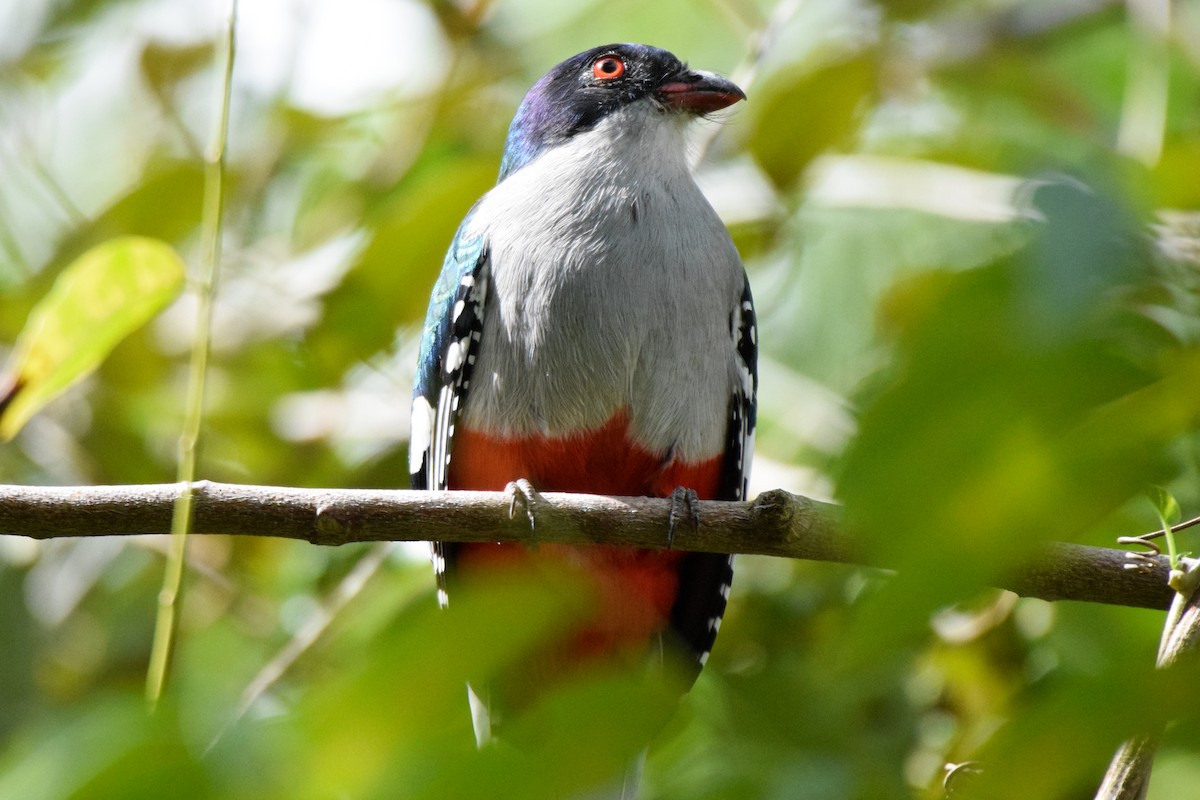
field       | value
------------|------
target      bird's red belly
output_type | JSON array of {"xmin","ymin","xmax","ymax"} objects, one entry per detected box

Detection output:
[{"xmin": 447, "ymin": 409, "xmax": 721, "ymax": 661}]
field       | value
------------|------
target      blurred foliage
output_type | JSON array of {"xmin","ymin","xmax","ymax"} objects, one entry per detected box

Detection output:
[{"xmin": 2, "ymin": 0, "xmax": 1200, "ymax": 798}]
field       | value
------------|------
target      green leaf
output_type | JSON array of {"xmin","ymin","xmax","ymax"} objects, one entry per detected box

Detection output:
[
  {"xmin": 0, "ymin": 236, "xmax": 186, "ymax": 440},
  {"xmin": 1148, "ymin": 485, "xmax": 1182, "ymax": 527},
  {"xmin": 140, "ymin": 40, "xmax": 215, "ymax": 99},
  {"xmin": 743, "ymin": 54, "xmax": 876, "ymax": 190}
]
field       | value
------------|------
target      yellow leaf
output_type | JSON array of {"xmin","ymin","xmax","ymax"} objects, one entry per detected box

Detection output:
[{"xmin": 0, "ymin": 236, "xmax": 186, "ymax": 440}]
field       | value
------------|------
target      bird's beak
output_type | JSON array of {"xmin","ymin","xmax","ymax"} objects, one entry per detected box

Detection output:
[{"xmin": 657, "ymin": 69, "xmax": 746, "ymax": 114}]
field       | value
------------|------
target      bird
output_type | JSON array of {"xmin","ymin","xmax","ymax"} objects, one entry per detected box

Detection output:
[{"xmin": 409, "ymin": 42, "xmax": 756, "ymax": 745}]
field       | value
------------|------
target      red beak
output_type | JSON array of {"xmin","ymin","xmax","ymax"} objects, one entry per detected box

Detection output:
[{"xmin": 657, "ymin": 69, "xmax": 746, "ymax": 114}]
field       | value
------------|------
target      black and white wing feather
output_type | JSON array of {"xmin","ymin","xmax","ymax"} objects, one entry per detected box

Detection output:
[
  {"xmin": 410, "ymin": 225, "xmax": 490, "ymax": 607},
  {"xmin": 668, "ymin": 272, "xmax": 757, "ymax": 678}
]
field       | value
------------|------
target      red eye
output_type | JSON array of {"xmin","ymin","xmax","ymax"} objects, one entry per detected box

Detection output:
[{"xmin": 592, "ymin": 56, "xmax": 625, "ymax": 80}]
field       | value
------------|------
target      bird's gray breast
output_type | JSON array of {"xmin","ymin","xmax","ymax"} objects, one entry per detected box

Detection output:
[{"xmin": 459, "ymin": 127, "xmax": 743, "ymax": 463}]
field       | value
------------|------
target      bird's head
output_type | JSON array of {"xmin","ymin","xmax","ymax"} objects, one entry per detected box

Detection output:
[{"xmin": 498, "ymin": 44, "xmax": 745, "ymax": 181}]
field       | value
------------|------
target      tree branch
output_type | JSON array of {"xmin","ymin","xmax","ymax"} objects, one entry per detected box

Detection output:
[
  {"xmin": 1095, "ymin": 560, "xmax": 1200, "ymax": 799},
  {"xmin": 0, "ymin": 481, "xmax": 1174, "ymax": 611}
]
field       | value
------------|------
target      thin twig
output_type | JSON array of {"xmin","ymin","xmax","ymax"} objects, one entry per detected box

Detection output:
[
  {"xmin": 1120, "ymin": 513, "xmax": 1200, "ymax": 545},
  {"xmin": 207, "ymin": 541, "xmax": 396, "ymax": 750},
  {"xmin": 145, "ymin": 0, "xmax": 238, "ymax": 706}
]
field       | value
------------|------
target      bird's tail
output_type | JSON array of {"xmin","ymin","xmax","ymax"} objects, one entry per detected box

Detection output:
[{"xmin": 467, "ymin": 682, "xmax": 492, "ymax": 748}]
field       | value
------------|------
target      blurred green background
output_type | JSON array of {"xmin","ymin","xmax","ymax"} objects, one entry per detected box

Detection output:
[{"xmin": 2, "ymin": 0, "xmax": 1200, "ymax": 797}]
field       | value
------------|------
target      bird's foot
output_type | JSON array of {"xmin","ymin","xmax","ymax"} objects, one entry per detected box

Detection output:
[
  {"xmin": 504, "ymin": 478, "xmax": 541, "ymax": 544},
  {"xmin": 667, "ymin": 486, "xmax": 700, "ymax": 550},
  {"xmin": 1118, "ymin": 530, "xmax": 1166, "ymax": 574},
  {"xmin": 1117, "ymin": 530, "xmax": 1164, "ymax": 557},
  {"xmin": 942, "ymin": 761, "xmax": 983, "ymax": 796}
]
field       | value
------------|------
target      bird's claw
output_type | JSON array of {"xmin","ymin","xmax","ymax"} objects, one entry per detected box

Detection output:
[
  {"xmin": 942, "ymin": 761, "xmax": 983, "ymax": 796},
  {"xmin": 1118, "ymin": 532, "xmax": 1169, "ymax": 575},
  {"xmin": 505, "ymin": 478, "xmax": 541, "ymax": 542},
  {"xmin": 667, "ymin": 487, "xmax": 700, "ymax": 550},
  {"xmin": 1123, "ymin": 553, "xmax": 1161, "ymax": 575},
  {"xmin": 1118, "ymin": 532, "xmax": 1163, "ymax": 557}
]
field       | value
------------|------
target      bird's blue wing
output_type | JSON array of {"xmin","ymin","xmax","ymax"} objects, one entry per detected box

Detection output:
[
  {"xmin": 410, "ymin": 217, "xmax": 490, "ymax": 606},
  {"xmin": 669, "ymin": 271, "xmax": 757, "ymax": 677},
  {"xmin": 410, "ymin": 219, "xmax": 489, "ymax": 490}
]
